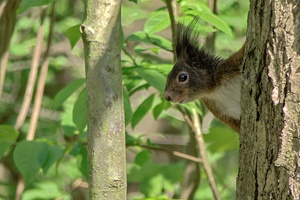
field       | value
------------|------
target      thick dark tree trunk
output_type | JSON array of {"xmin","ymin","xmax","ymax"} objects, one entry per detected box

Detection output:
[
  {"xmin": 81, "ymin": 0, "xmax": 126, "ymax": 199},
  {"xmin": 237, "ymin": 0, "xmax": 300, "ymax": 199}
]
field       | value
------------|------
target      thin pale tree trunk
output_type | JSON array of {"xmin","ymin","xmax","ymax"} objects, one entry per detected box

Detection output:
[
  {"xmin": 81, "ymin": 0, "xmax": 126, "ymax": 199},
  {"xmin": 238, "ymin": 0, "xmax": 300, "ymax": 199}
]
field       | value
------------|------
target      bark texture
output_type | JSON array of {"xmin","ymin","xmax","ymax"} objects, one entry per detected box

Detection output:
[
  {"xmin": 81, "ymin": 0, "xmax": 126, "ymax": 199},
  {"xmin": 237, "ymin": 0, "xmax": 300, "ymax": 199}
]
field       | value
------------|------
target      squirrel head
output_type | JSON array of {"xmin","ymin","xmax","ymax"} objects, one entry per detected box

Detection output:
[{"xmin": 164, "ymin": 17, "xmax": 222, "ymax": 103}]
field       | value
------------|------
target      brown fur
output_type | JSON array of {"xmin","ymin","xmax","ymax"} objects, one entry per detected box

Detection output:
[{"xmin": 164, "ymin": 18, "xmax": 245, "ymax": 133}]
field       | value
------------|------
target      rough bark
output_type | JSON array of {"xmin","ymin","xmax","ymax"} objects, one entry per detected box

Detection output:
[
  {"xmin": 237, "ymin": 0, "xmax": 300, "ymax": 199},
  {"xmin": 81, "ymin": 0, "xmax": 126, "ymax": 199}
]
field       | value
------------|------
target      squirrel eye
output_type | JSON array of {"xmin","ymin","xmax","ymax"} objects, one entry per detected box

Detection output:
[{"xmin": 178, "ymin": 73, "xmax": 188, "ymax": 83}]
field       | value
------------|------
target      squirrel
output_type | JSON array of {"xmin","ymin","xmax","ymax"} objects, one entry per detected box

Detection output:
[{"xmin": 164, "ymin": 17, "xmax": 245, "ymax": 133}]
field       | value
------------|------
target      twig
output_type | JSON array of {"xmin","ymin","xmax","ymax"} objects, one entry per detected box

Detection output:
[
  {"xmin": 122, "ymin": 47, "xmax": 138, "ymax": 66},
  {"xmin": 71, "ymin": 178, "xmax": 89, "ymax": 191},
  {"xmin": 166, "ymin": 0, "xmax": 176, "ymax": 61},
  {"xmin": 173, "ymin": 151, "xmax": 202, "ymax": 163},
  {"xmin": 192, "ymin": 109, "xmax": 221, "ymax": 200},
  {"xmin": 14, "ymin": 8, "xmax": 47, "ymax": 130},
  {"xmin": 0, "ymin": 0, "xmax": 8, "ymax": 16},
  {"xmin": 27, "ymin": 4, "xmax": 55, "ymax": 140},
  {"xmin": 145, "ymin": 33, "xmax": 172, "ymax": 52},
  {"xmin": 0, "ymin": 50, "xmax": 9, "ymax": 98},
  {"xmin": 15, "ymin": 176, "xmax": 24, "ymax": 200},
  {"xmin": 27, "ymin": 59, "xmax": 49, "ymax": 140},
  {"xmin": 15, "ymin": 6, "xmax": 52, "ymax": 200},
  {"xmin": 127, "ymin": 144, "xmax": 203, "ymax": 163},
  {"xmin": 205, "ymin": 0, "xmax": 217, "ymax": 52},
  {"xmin": 180, "ymin": 129, "xmax": 201, "ymax": 200},
  {"xmin": 0, "ymin": 0, "xmax": 21, "ymax": 99}
]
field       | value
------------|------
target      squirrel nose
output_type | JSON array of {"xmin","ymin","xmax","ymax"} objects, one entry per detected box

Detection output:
[{"xmin": 164, "ymin": 94, "xmax": 171, "ymax": 101}]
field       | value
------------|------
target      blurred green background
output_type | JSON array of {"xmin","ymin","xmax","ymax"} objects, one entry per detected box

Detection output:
[{"xmin": 0, "ymin": 0, "xmax": 248, "ymax": 199}]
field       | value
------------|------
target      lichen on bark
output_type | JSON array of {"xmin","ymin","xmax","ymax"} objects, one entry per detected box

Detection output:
[{"xmin": 81, "ymin": 0, "xmax": 126, "ymax": 199}]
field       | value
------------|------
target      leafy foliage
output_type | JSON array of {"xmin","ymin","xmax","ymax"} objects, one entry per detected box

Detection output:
[{"xmin": 0, "ymin": 0, "xmax": 248, "ymax": 199}]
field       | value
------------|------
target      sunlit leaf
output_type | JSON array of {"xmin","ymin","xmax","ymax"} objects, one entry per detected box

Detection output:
[
  {"xmin": 141, "ymin": 174, "xmax": 164, "ymax": 197},
  {"xmin": 204, "ymin": 126, "xmax": 239, "ymax": 153},
  {"xmin": 17, "ymin": 0, "xmax": 55, "ymax": 14},
  {"xmin": 126, "ymin": 31, "xmax": 172, "ymax": 51},
  {"xmin": 144, "ymin": 10, "xmax": 170, "ymax": 34},
  {"xmin": 73, "ymin": 90, "xmax": 87, "ymax": 133},
  {"xmin": 61, "ymin": 103, "xmax": 77, "ymax": 137},
  {"xmin": 153, "ymin": 100, "xmax": 172, "ymax": 120},
  {"xmin": 52, "ymin": 78, "xmax": 85, "ymax": 109},
  {"xmin": 78, "ymin": 146, "xmax": 88, "ymax": 179},
  {"xmin": 22, "ymin": 182, "xmax": 62, "ymax": 200},
  {"xmin": 0, "ymin": 125, "xmax": 19, "ymax": 143},
  {"xmin": 42, "ymin": 145, "xmax": 65, "ymax": 174},
  {"xmin": 123, "ymin": 89, "xmax": 133, "ymax": 126},
  {"xmin": 133, "ymin": 46, "xmax": 160, "ymax": 54},
  {"xmin": 135, "ymin": 150, "xmax": 152, "ymax": 166},
  {"xmin": 13, "ymin": 141, "xmax": 49, "ymax": 182},
  {"xmin": 135, "ymin": 68, "xmax": 166, "ymax": 93},
  {"xmin": 199, "ymin": 12, "xmax": 233, "ymax": 38},
  {"xmin": 132, "ymin": 94, "xmax": 155, "ymax": 129},
  {"xmin": 65, "ymin": 24, "xmax": 81, "ymax": 49},
  {"xmin": 128, "ymin": 161, "xmax": 184, "ymax": 197}
]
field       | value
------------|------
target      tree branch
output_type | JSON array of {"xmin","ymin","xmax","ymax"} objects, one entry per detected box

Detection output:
[
  {"xmin": 81, "ymin": 0, "xmax": 126, "ymax": 199},
  {"xmin": 27, "ymin": 4, "xmax": 55, "ymax": 140},
  {"xmin": 0, "ymin": 0, "xmax": 22, "ymax": 98},
  {"xmin": 192, "ymin": 109, "xmax": 221, "ymax": 200},
  {"xmin": 14, "ymin": 8, "xmax": 46, "ymax": 130},
  {"xmin": 166, "ymin": 0, "xmax": 176, "ymax": 61},
  {"xmin": 128, "ymin": 144, "xmax": 202, "ymax": 163}
]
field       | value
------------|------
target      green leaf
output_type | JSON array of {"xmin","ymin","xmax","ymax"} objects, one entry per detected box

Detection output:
[
  {"xmin": 181, "ymin": 101, "xmax": 203, "ymax": 117},
  {"xmin": 132, "ymin": 94, "xmax": 155, "ymax": 129},
  {"xmin": 42, "ymin": 145, "xmax": 65, "ymax": 174},
  {"xmin": 0, "ymin": 125, "xmax": 19, "ymax": 143},
  {"xmin": 17, "ymin": 0, "xmax": 55, "ymax": 14},
  {"xmin": 0, "ymin": 125, "xmax": 19, "ymax": 159},
  {"xmin": 65, "ymin": 24, "xmax": 81, "ymax": 49},
  {"xmin": 126, "ymin": 31, "xmax": 172, "ymax": 51},
  {"xmin": 135, "ymin": 68, "xmax": 166, "ymax": 93},
  {"xmin": 129, "ymin": 83, "xmax": 149, "ymax": 96},
  {"xmin": 22, "ymin": 182, "xmax": 62, "ymax": 200},
  {"xmin": 128, "ymin": 161, "xmax": 184, "ymax": 197},
  {"xmin": 0, "ymin": 144, "xmax": 10, "ymax": 160},
  {"xmin": 133, "ymin": 46, "xmax": 160, "ymax": 54},
  {"xmin": 126, "ymin": 132, "xmax": 142, "ymax": 146},
  {"xmin": 199, "ymin": 12, "xmax": 233, "ymax": 38},
  {"xmin": 180, "ymin": 0, "xmax": 233, "ymax": 37},
  {"xmin": 141, "ymin": 174, "xmax": 164, "ymax": 197},
  {"xmin": 61, "ymin": 103, "xmax": 76, "ymax": 137},
  {"xmin": 203, "ymin": 126, "xmax": 239, "ymax": 153},
  {"xmin": 52, "ymin": 78, "xmax": 85, "ymax": 109},
  {"xmin": 149, "ymin": 63, "xmax": 173, "ymax": 75},
  {"xmin": 128, "ymin": 0, "xmax": 137, "ymax": 4},
  {"xmin": 144, "ymin": 10, "xmax": 170, "ymax": 34},
  {"xmin": 123, "ymin": 89, "xmax": 133, "ymax": 126},
  {"xmin": 135, "ymin": 150, "xmax": 152, "ymax": 166},
  {"xmin": 13, "ymin": 141, "xmax": 49, "ymax": 182},
  {"xmin": 73, "ymin": 90, "xmax": 87, "ymax": 133},
  {"xmin": 78, "ymin": 146, "xmax": 88, "ymax": 179},
  {"xmin": 153, "ymin": 100, "xmax": 172, "ymax": 120}
]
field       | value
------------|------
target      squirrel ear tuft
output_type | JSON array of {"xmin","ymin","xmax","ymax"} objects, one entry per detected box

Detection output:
[{"xmin": 175, "ymin": 16, "xmax": 202, "ymax": 59}]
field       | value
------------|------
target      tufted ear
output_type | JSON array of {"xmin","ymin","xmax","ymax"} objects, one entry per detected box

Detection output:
[
  {"xmin": 175, "ymin": 17, "xmax": 201, "ymax": 60},
  {"xmin": 175, "ymin": 16, "xmax": 222, "ymax": 70}
]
